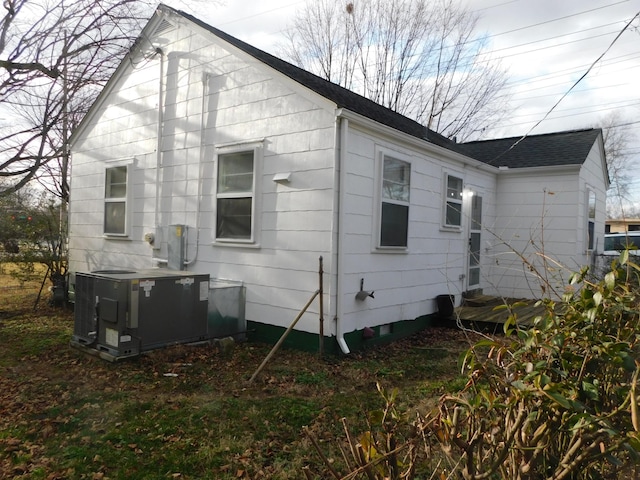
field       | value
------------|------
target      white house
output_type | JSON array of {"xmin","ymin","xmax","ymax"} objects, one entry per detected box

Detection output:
[
  {"xmin": 460, "ymin": 130, "xmax": 608, "ymax": 300},
  {"xmin": 67, "ymin": 5, "xmax": 608, "ymax": 354}
]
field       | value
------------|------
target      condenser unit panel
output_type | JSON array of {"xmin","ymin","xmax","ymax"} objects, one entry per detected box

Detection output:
[
  {"xmin": 94, "ymin": 274, "xmax": 136, "ymax": 357},
  {"xmin": 100, "ymin": 297, "xmax": 119, "ymax": 323},
  {"xmin": 135, "ymin": 274, "xmax": 209, "ymax": 350},
  {"xmin": 73, "ymin": 273, "xmax": 98, "ymax": 345}
]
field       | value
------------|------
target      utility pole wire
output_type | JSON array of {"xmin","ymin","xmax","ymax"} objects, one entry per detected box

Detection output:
[{"xmin": 485, "ymin": 9, "xmax": 640, "ymax": 165}]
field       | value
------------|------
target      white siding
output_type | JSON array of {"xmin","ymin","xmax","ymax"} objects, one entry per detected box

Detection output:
[
  {"xmin": 486, "ymin": 141, "xmax": 606, "ymax": 300},
  {"xmin": 69, "ymin": 21, "xmax": 338, "ymax": 335},
  {"xmin": 486, "ymin": 171, "xmax": 578, "ymax": 298},
  {"xmin": 337, "ymin": 125, "xmax": 497, "ymax": 333},
  {"xmin": 579, "ymin": 142, "xmax": 608, "ymax": 254}
]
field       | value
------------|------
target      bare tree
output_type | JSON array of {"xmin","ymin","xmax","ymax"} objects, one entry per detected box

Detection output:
[
  {"xmin": 280, "ymin": 0, "xmax": 510, "ymax": 140},
  {"xmin": 600, "ymin": 112, "xmax": 638, "ymax": 218},
  {"xmin": 0, "ymin": 0, "xmax": 155, "ymax": 199}
]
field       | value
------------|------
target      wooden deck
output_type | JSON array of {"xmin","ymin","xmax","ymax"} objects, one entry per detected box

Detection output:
[{"xmin": 452, "ymin": 295, "xmax": 546, "ymax": 331}]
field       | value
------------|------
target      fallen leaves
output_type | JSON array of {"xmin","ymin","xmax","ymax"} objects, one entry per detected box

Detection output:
[{"xmin": 0, "ymin": 281, "xmax": 476, "ymax": 479}]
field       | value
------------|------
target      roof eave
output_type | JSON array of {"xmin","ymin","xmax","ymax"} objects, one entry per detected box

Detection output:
[
  {"xmin": 336, "ymin": 108, "xmax": 498, "ymax": 172},
  {"xmin": 496, "ymin": 164, "xmax": 582, "ymax": 175}
]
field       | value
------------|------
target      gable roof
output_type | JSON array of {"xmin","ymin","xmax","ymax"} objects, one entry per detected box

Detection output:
[
  {"xmin": 158, "ymin": 4, "xmax": 465, "ymax": 155},
  {"xmin": 459, "ymin": 128, "xmax": 603, "ymax": 169}
]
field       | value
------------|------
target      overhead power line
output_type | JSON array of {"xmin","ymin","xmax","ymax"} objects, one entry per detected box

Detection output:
[
  {"xmin": 484, "ymin": 9, "xmax": 640, "ymax": 165},
  {"xmin": 481, "ymin": 0, "xmax": 630, "ymax": 39},
  {"xmin": 508, "ymin": 100, "xmax": 640, "ymax": 121},
  {"xmin": 502, "ymin": 51, "xmax": 640, "ymax": 88}
]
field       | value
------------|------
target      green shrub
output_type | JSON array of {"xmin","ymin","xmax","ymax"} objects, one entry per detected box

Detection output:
[
  {"xmin": 434, "ymin": 256, "xmax": 640, "ymax": 480},
  {"xmin": 307, "ymin": 254, "xmax": 640, "ymax": 480}
]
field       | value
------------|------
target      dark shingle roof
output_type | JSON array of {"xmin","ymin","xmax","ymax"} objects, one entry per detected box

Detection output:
[
  {"xmin": 160, "ymin": 5, "xmax": 467, "ymax": 155},
  {"xmin": 459, "ymin": 129, "xmax": 602, "ymax": 169}
]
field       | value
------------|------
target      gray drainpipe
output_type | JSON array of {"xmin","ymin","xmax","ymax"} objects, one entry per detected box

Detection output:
[{"xmin": 335, "ymin": 113, "xmax": 350, "ymax": 354}]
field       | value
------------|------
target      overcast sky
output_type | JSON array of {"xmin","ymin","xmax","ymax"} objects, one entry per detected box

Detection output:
[{"xmin": 165, "ymin": 0, "xmax": 640, "ymax": 202}]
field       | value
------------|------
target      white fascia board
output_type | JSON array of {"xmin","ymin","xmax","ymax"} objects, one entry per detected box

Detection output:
[
  {"xmin": 335, "ymin": 108, "xmax": 498, "ymax": 173},
  {"xmin": 594, "ymin": 131, "xmax": 610, "ymax": 190}
]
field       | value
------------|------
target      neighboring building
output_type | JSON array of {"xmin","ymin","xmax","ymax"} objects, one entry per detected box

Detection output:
[
  {"xmin": 67, "ymin": 5, "xmax": 609, "ymax": 353},
  {"xmin": 606, "ymin": 218, "xmax": 640, "ymax": 233}
]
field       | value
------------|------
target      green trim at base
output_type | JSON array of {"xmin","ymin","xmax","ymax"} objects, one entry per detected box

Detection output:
[{"xmin": 247, "ymin": 314, "xmax": 436, "ymax": 355}]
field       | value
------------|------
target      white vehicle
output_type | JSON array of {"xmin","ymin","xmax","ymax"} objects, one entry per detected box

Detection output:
[{"xmin": 603, "ymin": 232, "xmax": 640, "ymax": 256}]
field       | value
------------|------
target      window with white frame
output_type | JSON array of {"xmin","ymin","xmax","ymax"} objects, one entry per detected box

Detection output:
[
  {"xmin": 380, "ymin": 155, "xmax": 410, "ymax": 247},
  {"xmin": 104, "ymin": 165, "xmax": 129, "ymax": 235},
  {"xmin": 587, "ymin": 189, "xmax": 596, "ymax": 251},
  {"xmin": 216, "ymin": 149, "xmax": 255, "ymax": 241},
  {"xmin": 444, "ymin": 174, "xmax": 463, "ymax": 228}
]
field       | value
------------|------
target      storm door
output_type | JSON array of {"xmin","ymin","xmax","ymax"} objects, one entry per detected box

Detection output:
[{"xmin": 467, "ymin": 194, "xmax": 482, "ymax": 291}]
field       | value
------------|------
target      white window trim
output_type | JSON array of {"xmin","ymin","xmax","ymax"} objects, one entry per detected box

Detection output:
[
  {"xmin": 212, "ymin": 140, "xmax": 262, "ymax": 246},
  {"xmin": 103, "ymin": 158, "xmax": 135, "ymax": 239},
  {"xmin": 372, "ymin": 147, "xmax": 411, "ymax": 252},
  {"xmin": 442, "ymin": 172, "xmax": 464, "ymax": 232}
]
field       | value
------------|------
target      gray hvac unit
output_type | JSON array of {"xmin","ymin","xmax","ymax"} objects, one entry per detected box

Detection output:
[{"xmin": 72, "ymin": 269, "xmax": 209, "ymax": 360}]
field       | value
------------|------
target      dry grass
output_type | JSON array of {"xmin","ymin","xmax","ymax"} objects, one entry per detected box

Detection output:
[{"xmin": 0, "ymin": 261, "xmax": 48, "ymax": 287}]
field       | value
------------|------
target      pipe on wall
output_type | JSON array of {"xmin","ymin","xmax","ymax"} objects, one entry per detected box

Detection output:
[
  {"xmin": 335, "ymin": 114, "xmax": 350, "ymax": 354},
  {"xmin": 183, "ymin": 72, "xmax": 209, "ymax": 267},
  {"xmin": 154, "ymin": 48, "xmax": 165, "ymax": 263}
]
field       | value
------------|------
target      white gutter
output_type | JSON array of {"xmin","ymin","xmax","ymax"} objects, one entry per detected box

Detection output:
[
  {"xmin": 496, "ymin": 164, "xmax": 581, "ymax": 175},
  {"xmin": 335, "ymin": 114, "xmax": 350, "ymax": 354}
]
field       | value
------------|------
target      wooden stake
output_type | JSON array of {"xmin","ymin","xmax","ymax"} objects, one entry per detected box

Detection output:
[
  {"xmin": 319, "ymin": 256, "xmax": 324, "ymax": 356},
  {"xmin": 248, "ymin": 289, "xmax": 319, "ymax": 383}
]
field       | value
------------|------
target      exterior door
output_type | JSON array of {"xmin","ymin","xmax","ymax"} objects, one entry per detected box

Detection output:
[{"xmin": 467, "ymin": 194, "xmax": 482, "ymax": 291}]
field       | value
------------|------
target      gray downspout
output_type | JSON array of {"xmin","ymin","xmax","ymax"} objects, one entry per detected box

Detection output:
[
  {"xmin": 336, "ymin": 113, "xmax": 350, "ymax": 354},
  {"xmin": 183, "ymin": 72, "xmax": 209, "ymax": 267},
  {"xmin": 155, "ymin": 47, "xmax": 164, "ymax": 229},
  {"xmin": 152, "ymin": 48, "xmax": 167, "ymax": 266}
]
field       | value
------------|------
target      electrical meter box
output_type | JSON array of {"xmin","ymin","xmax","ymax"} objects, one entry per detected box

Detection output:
[{"xmin": 72, "ymin": 269, "xmax": 210, "ymax": 360}]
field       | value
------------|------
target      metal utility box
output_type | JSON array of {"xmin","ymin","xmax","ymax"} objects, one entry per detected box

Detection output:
[
  {"xmin": 72, "ymin": 269, "xmax": 210, "ymax": 360},
  {"xmin": 208, "ymin": 279, "xmax": 246, "ymax": 340}
]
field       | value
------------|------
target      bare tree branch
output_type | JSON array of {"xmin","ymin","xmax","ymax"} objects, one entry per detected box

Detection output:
[
  {"xmin": 599, "ymin": 111, "xmax": 638, "ymax": 218},
  {"xmin": 279, "ymin": 0, "xmax": 511, "ymax": 141},
  {"xmin": 0, "ymin": 0, "xmax": 156, "ymax": 198},
  {"xmin": 0, "ymin": 59, "xmax": 60, "ymax": 77}
]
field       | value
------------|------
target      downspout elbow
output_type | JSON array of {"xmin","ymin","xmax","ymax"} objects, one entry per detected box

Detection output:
[{"xmin": 337, "ymin": 336, "xmax": 350, "ymax": 355}]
